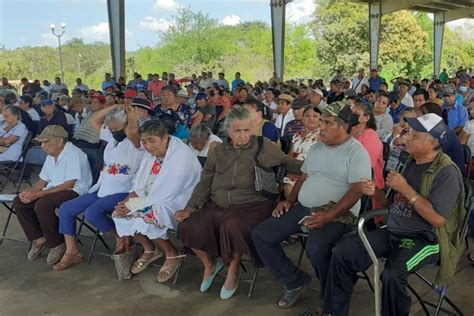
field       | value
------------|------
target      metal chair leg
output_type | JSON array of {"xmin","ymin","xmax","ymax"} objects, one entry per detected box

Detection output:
[
  {"xmin": 248, "ymin": 268, "xmax": 259, "ymax": 298},
  {"xmin": 87, "ymin": 231, "xmax": 99, "ymax": 264},
  {"xmin": 173, "ymin": 256, "xmax": 185, "ymax": 285},
  {"xmin": 0, "ymin": 210, "xmax": 13, "ymax": 246},
  {"xmin": 297, "ymin": 235, "xmax": 307, "ymax": 268}
]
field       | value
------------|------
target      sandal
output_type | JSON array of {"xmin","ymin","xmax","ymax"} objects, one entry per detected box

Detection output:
[
  {"xmin": 131, "ymin": 247, "xmax": 164, "ymax": 274},
  {"xmin": 53, "ymin": 252, "xmax": 83, "ymax": 271},
  {"xmin": 156, "ymin": 253, "xmax": 186, "ymax": 283}
]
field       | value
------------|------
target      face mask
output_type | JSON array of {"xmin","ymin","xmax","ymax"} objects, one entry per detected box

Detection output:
[
  {"xmin": 459, "ymin": 86, "xmax": 468, "ymax": 93},
  {"xmin": 111, "ymin": 129, "xmax": 127, "ymax": 143}
]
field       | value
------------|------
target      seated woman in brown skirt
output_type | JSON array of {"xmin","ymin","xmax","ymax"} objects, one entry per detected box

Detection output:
[{"xmin": 176, "ymin": 105, "xmax": 301, "ymax": 300}]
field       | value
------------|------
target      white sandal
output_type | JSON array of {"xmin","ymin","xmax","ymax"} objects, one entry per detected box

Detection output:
[
  {"xmin": 131, "ymin": 247, "xmax": 164, "ymax": 274},
  {"xmin": 156, "ymin": 253, "xmax": 186, "ymax": 283}
]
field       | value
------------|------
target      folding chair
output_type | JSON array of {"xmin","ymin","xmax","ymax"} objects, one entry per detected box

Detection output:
[
  {"xmin": 0, "ymin": 146, "xmax": 46, "ymax": 245},
  {"xmin": 74, "ymin": 148, "xmax": 110, "ymax": 264},
  {"xmin": 358, "ymin": 179, "xmax": 473, "ymax": 316},
  {"xmin": 0, "ymin": 131, "xmax": 33, "ymax": 192}
]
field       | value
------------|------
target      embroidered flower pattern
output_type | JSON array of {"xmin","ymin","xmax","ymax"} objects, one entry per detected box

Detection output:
[
  {"xmin": 106, "ymin": 163, "xmax": 131, "ymax": 175},
  {"xmin": 132, "ymin": 206, "xmax": 163, "ymax": 228}
]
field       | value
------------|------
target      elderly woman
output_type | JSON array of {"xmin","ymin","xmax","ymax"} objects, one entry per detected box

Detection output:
[
  {"xmin": 13, "ymin": 125, "xmax": 92, "ymax": 265},
  {"xmin": 176, "ymin": 106, "xmax": 300, "ymax": 300},
  {"xmin": 282, "ymin": 106, "xmax": 321, "ymax": 196},
  {"xmin": 53, "ymin": 105, "xmax": 144, "ymax": 271},
  {"xmin": 189, "ymin": 125, "xmax": 222, "ymax": 165},
  {"xmin": 37, "ymin": 99, "xmax": 70, "ymax": 137},
  {"xmin": 0, "ymin": 106, "xmax": 28, "ymax": 162},
  {"xmin": 113, "ymin": 119, "xmax": 202, "ymax": 282}
]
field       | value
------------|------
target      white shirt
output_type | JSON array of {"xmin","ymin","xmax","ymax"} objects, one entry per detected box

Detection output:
[
  {"xmin": 0, "ymin": 122, "xmax": 27, "ymax": 162},
  {"xmin": 199, "ymin": 78, "xmax": 214, "ymax": 89},
  {"xmin": 39, "ymin": 142, "xmax": 92, "ymax": 195},
  {"xmin": 401, "ymin": 93, "xmax": 414, "ymax": 108},
  {"xmin": 275, "ymin": 109, "xmax": 295, "ymax": 137},
  {"xmin": 75, "ymin": 84, "xmax": 89, "ymax": 92},
  {"xmin": 89, "ymin": 128, "xmax": 144, "ymax": 197},
  {"xmin": 463, "ymin": 120, "xmax": 474, "ymax": 156},
  {"xmin": 189, "ymin": 134, "xmax": 222, "ymax": 158},
  {"xmin": 351, "ymin": 76, "xmax": 370, "ymax": 94},
  {"xmin": 215, "ymin": 79, "xmax": 229, "ymax": 90},
  {"xmin": 27, "ymin": 108, "xmax": 40, "ymax": 121}
]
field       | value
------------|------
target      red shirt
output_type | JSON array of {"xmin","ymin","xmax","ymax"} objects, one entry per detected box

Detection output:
[{"xmin": 148, "ymin": 80, "xmax": 167, "ymax": 98}]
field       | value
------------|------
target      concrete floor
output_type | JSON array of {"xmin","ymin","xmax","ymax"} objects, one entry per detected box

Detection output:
[{"xmin": 1, "ymin": 204, "xmax": 473, "ymax": 316}]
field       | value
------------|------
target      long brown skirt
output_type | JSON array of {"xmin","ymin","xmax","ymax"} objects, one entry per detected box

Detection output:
[{"xmin": 178, "ymin": 199, "xmax": 273, "ymax": 266}]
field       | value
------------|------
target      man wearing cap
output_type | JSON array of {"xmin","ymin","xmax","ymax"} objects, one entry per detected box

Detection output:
[
  {"xmin": 37, "ymin": 99, "xmax": 71, "ymax": 138},
  {"xmin": 275, "ymin": 94, "xmax": 296, "ymax": 137},
  {"xmin": 442, "ymin": 85, "xmax": 468, "ymax": 135},
  {"xmin": 399, "ymin": 80, "xmax": 414, "ymax": 108},
  {"xmin": 388, "ymin": 91, "xmax": 407, "ymax": 124},
  {"xmin": 13, "ymin": 125, "xmax": 92, "ymax": 265},
  {"xmin": 131, "ymin": 97, "xmax": 153, "ymax": 126},
  {"xmin": 253, "ymin": 102, "xmax": 371, "ymax": 311},
  {"xmin": 352, "ymin": 68, "xmax": 369, "ymax": 94},
  {"xmin": 325, "ymin": 113, "xmax": 464, "ymax": 316},
  {"xmin": 369, "ymin": 69, "xmax": 384, "ymax": 92},
  {"xmin": 308, "ymin": 88, "xmax": 328, "ymax": 110},
  {"xmin": 282, "ymin": 99, "xmax": 307, "ymax": 139}
]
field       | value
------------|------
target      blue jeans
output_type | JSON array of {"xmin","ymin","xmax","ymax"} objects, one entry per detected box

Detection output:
[{"xmin": 59, "ymin": 192, "xmax": 128, "ymax": 235}]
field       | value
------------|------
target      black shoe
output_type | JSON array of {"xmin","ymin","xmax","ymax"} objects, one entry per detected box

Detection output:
[{"xmin": 277, "ymin": 277, "xmax": 311, "ymax": 309}]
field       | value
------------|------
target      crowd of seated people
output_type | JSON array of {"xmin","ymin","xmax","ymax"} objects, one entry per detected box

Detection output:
[{"xmin": 0, "ymin": 66, "xmax": 473, "ymax": 314}]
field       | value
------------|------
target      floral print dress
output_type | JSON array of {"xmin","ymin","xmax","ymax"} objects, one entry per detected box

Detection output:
[{"xmin": 283, "ymin": 129, "xmax": 320, "ymax": 186}]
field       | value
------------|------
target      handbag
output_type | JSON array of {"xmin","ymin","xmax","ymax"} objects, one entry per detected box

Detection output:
[
  {"xmin": 111, "ymin": 237, "xmax": 139, "ymax": 281},
  {"xmin": 254, "ymin": 136, "xmax": 280, "ymax": 199}
]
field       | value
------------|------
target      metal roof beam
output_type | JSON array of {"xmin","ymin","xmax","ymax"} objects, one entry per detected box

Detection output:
[{"xmin": 444, "ymin": 6, "xmax": 474, "ymax": 22}]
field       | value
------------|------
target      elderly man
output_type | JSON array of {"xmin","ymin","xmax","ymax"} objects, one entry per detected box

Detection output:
[
  {"xmin": 13, "ymin": 125, "xmax": 92, "ymax": 265},
  {"xmin": 252, "ymin": 102, "xmax": 371, "ymax": 310},
  {"xmin": 324, "ymin": 113, "xmax": 464, "ymax": 316},
  {"xmin": 442, "ymin": 85, "xmax": 468, "ymax": 135},
  {"xmin": 37, "ymin": 99, "xmax": 71, "ymax": 137},
  {"xmin": 399, "ymin": 80, "xmax": 414, "ymax": 108},
  {"xmin": 71, "ymin": 96, "xmax": 103, "ymax": 149}
]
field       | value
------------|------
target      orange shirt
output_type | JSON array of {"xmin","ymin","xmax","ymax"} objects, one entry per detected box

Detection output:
[{"xmin": 148, "ymin": 80, "xmax": 167, "ymax": 98}]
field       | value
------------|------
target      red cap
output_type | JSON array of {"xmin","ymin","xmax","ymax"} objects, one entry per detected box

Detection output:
[
  {"xmin": 90, "ymin": 95, "xmax": 106, "ymax": 104},
  {"xmin": 124, "ymin": 90, "xmax": 137, "ymax": 98}
]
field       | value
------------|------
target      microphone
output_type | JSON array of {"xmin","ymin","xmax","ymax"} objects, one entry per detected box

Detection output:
[{"xmin": 385, "ymin": 151, "xmax": 410, "ymax": 199}]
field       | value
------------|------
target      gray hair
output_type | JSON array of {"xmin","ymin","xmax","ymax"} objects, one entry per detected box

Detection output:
[
  {"xmin": 223, "ymin": 106, "xmax": 251, "ymax": 130},
  {"xmin": 104, "ymin": 108, "xmax": 127, "ymax": 127},
  {"xmin": 190, "ymin": 125, "xmax": 211, "ymax": 141}
]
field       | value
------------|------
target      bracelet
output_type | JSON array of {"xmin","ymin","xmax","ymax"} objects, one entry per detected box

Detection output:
[{"xmin": 409, "ymin": 193, "xmax": 419, "ymax": 205}]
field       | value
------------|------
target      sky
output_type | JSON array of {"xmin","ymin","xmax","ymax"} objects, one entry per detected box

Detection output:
[{"xmin": 0, "ymin": 0, "xmax": 471, "ymax": 52}]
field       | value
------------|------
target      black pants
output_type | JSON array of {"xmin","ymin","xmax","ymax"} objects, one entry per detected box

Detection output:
[
  {"xmin": 324, "ymin": 228, "xmax": 439, "ymax": 316},
  {"xmin": 252, "ymin": 203, "xmax": 352, "ymax": 303}
]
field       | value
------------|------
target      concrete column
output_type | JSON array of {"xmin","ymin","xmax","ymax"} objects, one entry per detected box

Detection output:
[
  {"xmin": 433, "ymin": 12, "xmax": 445, "ymax": 78},
  {"xmin": 270, "ymin": 0, "xmax": 289, "ymax": 81},
  {"xmin": 369, "ymin": 2, "xmax": 381, "ymax": 71},
  {"xmin": 107, "ymin": 0, "xmax": 125, "ymax": 79}
]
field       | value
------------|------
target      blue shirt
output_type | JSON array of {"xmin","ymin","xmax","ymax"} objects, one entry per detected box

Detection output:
[
  {"xmin": 389, "ymin": 103, "xmax": 407, "ymax": 124},
  {"xmin": 443, "ymin": 101, "xmax": 468, "ymax": 130},
  {"xmin": 231, "ymin": 79, "xmax": 245, "ymax": 93},
  {"xmin": 369, "ymin": 76, "xmax": 383, "ymax": 91},
  {"xmin": 101, "ymin": 80, "xmax": 115, "ymax": 91}
]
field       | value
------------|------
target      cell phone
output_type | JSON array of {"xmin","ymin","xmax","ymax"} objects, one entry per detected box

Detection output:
[{"xmin": 298, "ymin": 215, "xmax": 312, "ymax": 225}]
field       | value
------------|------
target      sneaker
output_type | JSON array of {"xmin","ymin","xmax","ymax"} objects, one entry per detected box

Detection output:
[{"xmin": 47, "ymin": 243, "xmax": 66, "ymax": 265}]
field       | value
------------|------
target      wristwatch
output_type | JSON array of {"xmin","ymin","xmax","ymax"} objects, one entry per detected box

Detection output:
[{"xmin": 409, "ymin": 193, "xmax": 419, "ymax": 205}]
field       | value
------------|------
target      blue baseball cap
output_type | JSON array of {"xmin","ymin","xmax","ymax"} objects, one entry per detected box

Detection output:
[
  {"xmin": 40, "ymin": 99, "xmax": 54, "ymax": 107},
  {"xmin": 195, "ymin": 92, "xmax": 208, "ymax": 101}
]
